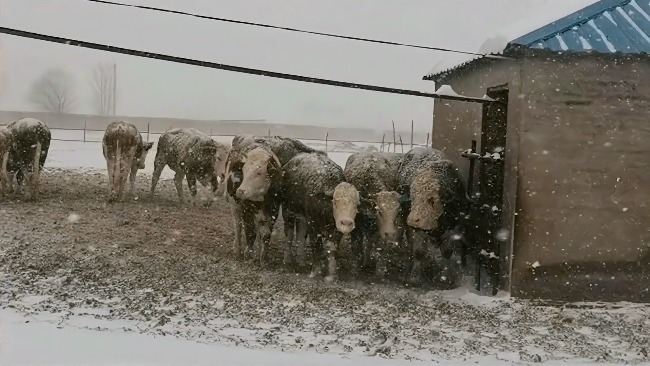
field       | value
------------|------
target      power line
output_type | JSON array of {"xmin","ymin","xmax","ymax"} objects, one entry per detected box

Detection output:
[
  {"xmin": 83, "ymin": 0, "xmax": 508, "ymax": 59},
  {"xmin": 0, "ymin": 26, "xmax": 496, "ymax": 104}
]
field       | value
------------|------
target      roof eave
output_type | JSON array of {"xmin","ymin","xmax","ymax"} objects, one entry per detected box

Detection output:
[{"xmin": 422, "ymin": 48, "xmax": 523, "ymax": 84}]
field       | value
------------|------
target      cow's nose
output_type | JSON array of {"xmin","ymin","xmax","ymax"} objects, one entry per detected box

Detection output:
[
  {"xmin": 236, "ymin": 187, "xmax": 246, "ymax": 198},
  {"xmin": 339, "ymin": 219, "xmax": 354, "ymax": 228}
]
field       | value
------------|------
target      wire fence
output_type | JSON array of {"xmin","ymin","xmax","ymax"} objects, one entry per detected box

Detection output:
[{"xmin": 16, "ymin": 122, "xmax": 431, "ymax": 154}]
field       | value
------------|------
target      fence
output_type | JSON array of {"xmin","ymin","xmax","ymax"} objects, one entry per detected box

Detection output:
[
  {"xmin": 0, "ymin": 110, "xmax": 431, "ymax": 148},
  {"xmin": 38, "ymin": 123, "xmax": 431, "ymax": 153}
]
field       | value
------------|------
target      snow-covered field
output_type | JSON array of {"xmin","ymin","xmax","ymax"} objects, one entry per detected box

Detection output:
[{"xmin": 1, "ymin": 130, "xmax": 649, "ymax": 366}]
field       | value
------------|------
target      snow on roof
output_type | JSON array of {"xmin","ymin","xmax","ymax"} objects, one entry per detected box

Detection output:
[
  {"xmin": 510, "ymin": 0, "xmax": 650, "ymax": 54},
  {"xmin": 424, "ymin": 0, "xmax": 604, "ymax": 81}
]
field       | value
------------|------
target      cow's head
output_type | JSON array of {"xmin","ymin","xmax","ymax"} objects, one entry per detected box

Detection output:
[
  {"xmin": 330, "ymin": 182, "xmax": 371, "ymax": 234},
  {"xmin": 370, "ymin": 190, "xmax": 403, "ymax": 243},
  {"xmin": 137, "ymin": 142, "xmax": 154, "ymax": 169},
  {"xmin": 406, "ymin": 171, "xmax": 443, "ymax": 231},
  {"xmin": 213, "ymin": 144, "xmax": 231, "ymax": 186},
  {"xmin": 235, "ymin": 146, "xmax": 281, "ymax": 202}
]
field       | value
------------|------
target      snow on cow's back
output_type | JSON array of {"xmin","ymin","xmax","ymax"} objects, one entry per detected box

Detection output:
[
  {"xmin": 7, "ymin": 118, "xmax": 50, "ymax": 137},
  {"xmin": 283, "ymin": 152, "xmax": 344, "ymax": 195}
]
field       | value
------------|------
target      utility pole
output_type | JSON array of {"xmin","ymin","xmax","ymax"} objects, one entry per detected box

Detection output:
[{"xmin": 112, "ymin": 62, "xmax": 117, "ymax": 116}]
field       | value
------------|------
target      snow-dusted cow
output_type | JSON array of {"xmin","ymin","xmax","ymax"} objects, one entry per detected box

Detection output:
[
  {"xmin": 398, "ymin": 147, "xmax": 469, "ymax": 286},
  {"xmin": 102, "ymin": 121, "xmax": 154, "ymax": 202},
  {"xmin": 150, "ymin": 127, "xmax": 229, "ymax": 205},
  {"xmin": 338, "ymin": 151, "xmax": 405, "ymax": 280},
  {"xmin": 0, "ymin": 126, "xmax": 13, "ymax": 196},
  {"xmin": 6, "ymin": 118, "xmax": 51, "ymax": 199}
]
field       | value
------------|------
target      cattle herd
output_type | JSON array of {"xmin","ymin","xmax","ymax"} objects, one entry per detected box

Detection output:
[{"xmin": 1, "ymin": 117, "xmax": 476, "ymax": 288}]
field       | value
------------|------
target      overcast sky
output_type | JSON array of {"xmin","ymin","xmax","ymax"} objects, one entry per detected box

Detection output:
[{"xmin": 0, "ymin": 0, "xmax": 596, "ymax": 132}]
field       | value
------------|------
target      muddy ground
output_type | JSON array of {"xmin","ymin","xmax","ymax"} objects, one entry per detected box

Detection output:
[{"xmin": 1, "ymin": 168, "xmax": 649, "ymax": 364}]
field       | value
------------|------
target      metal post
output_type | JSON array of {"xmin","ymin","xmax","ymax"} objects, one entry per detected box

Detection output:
[
  {"xmin": 325, "ymin": 132, "xmax": 329, "ymax": 152},
  {"xmin": 83, "ymin": 121, "xmax": 87, "ymax": 142},
  {"xmin": 146, "ymin": 122, "xmax": 150, "ymax": 142}
]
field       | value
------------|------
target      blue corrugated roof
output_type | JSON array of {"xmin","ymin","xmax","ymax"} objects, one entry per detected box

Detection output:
[
  {"xmin": 424, "ymin": 0, "xmax": 650, "ymax": 81},
  {"xmin": 507, "ymin": 0, "xmax": 650, "ymax": 54}
]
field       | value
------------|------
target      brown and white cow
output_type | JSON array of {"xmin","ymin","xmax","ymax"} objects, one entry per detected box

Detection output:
[
  {"xmin": 0, "ymin": 126, "xmax": 13, "ymax": 196},
  {"xmin": 280, "ymin": 152, "xmax": 359, "ymax": 282},
  {"xmin": 6, "ymin": 118, "xmax": 51, "ymax": 199},
  {"xmin": 150, "ymin": 127, "xmax": 229, "ymax": 205},
  {"xmin": 225, "ymin": 135, "xmax": 325, "ymax": 268},
  {"xmin": 337, "ymin": 151, "xmax": 405, "ymax": 280},
  {"xmin": 397, "ymin": 146, "xmax": 470, "ymax": 286},
  {"xmin": 102, "ymin": 121, "xmax": 154, "ymax": 202}
]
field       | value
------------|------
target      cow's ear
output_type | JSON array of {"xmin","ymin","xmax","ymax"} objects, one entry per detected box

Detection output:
[
  {"xmin": 267, "ymin": 154, "xmax": 282, "ymax": 179},
  {"xmin": 143, "ymin": 142, "xmax": 154, "ymax": 151},
  {"xmin": 322, "ymin": 190, "xmax": 334, "ymax": 199}
]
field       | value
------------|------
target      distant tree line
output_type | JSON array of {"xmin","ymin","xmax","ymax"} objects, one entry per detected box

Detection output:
[{"xmin": 27, "ymin": 63, "xmax": 117, "ymax": 116}]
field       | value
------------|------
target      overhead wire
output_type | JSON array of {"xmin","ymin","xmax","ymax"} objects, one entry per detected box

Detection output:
[
  {"xmin": 0, "ymin": 26, "xmax": 496, "ymax": 104},
  {"xmin": 83, "ymin": 0, "xmax": 509, "ymax": 59}
]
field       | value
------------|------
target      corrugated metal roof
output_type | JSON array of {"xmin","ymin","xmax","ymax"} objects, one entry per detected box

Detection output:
[
  {"xmin": 424, "ymin": 0, "xmax": 650, "ymax": 81},
  {"xmin": 507, "ymin": 0, "xmax": 650, "ymax": 54}
]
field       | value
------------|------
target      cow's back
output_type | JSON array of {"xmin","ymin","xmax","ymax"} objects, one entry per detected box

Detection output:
[
  {"xmin": 397, "ymin": 147, "xmax": 445, "ymax": 188},
  {"xmin": 158, "ymin": 128, "xmax": 216, "ymax": 172},
  {"xmin": 103, "ymin": 121, "xmax": 140, "ymax": 157},
  {"xmin": 345, "ymin": 152, "xmax": 400, "ymax": 195},
  {"xmin": 7, "ymin": 118, "xmax": 51, "ymax": 168},
  {"xmin": 282, "ymin": 153, "xmax": 344, "ymax": 219}
]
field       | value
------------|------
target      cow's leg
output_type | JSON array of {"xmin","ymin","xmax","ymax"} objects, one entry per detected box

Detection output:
[
  {"xmin": 324, "ymin": 231, "xmax": 342, "ymax": 283},
  {"xmin": 186, "ymin": 173, "xmax": 198, "ymax": 205},
  {"xmin": 173, "ymin": 172, "xmax": 185, "ymax": 204},
  {"xmin": 15, "ymin": 168, "xmax": 24, "ymax": 195},
  {"xmin": 349, "ymin": 225, "xmax": 364, "ymax": 274},
  {"xmin": 309, "ymin": 229, "xmax": 325, "ymax": 279},
  {"xmin": 260, "ymin": 202, "xmax": 281, "ymax": 267},
  {"xmin": 373, "ymin": 232, "xmax": 389, "ymax": 282},
  {"xmin": 230, "ymin": 201, "xmax": 244, "ymax": 260},
  {"xmin": 407, "ymin": 228, "xmax": 427, "ymax": 286},
  {"xmin": 150, "ymin": 157, "xmax": 165, "ymax": 198},
  {"xmin": 282, "ymin": 207, "xmax": 296, "ymax": 268},
  {"xmin": 257, "ymin": 206, "xmax": 277, "ymax": 269},
  {"xmin": 242, "ymin": 211, "xmax": 257, "ymax": 261},
  {"xmin": 128, "ymin": 164, "xmax": 138, "ymax": 198},
  {"xmin": 295, "ymin": 214, "xmax": 309, "ymax": 268},
  {"xmin": 118, "ymin": 153, "xmax": 134, "ymax": 201},
  {"xmin": 105, "ymin": 157, "xmax": 115, "ymax": 199},
  {"xmin": 5, "ymin": 171, "xmax": 13, "ymax": 194},
  {"xmin": 30, "ymin": 142, "xmax": 42, "ymax": 199}
]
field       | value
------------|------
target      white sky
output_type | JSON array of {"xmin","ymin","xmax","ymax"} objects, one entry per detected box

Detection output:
[{"xmin": 0, "ymin": 0, "xmax": 596, "ymax": 131}]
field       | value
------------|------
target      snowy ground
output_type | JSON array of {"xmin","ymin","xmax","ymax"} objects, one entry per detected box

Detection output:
[{"xmin": 1, "ymin": 134, "xmax": 649, "ymax": 365}]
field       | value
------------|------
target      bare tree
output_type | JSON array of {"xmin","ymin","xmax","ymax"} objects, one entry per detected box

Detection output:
[
  {"xmin": 91, "ymin": 63, "xmax": 116, "ymax": 116},
  {"xmin": 28, "ymin": 68, "xmax": 76, "ymax": 113}
]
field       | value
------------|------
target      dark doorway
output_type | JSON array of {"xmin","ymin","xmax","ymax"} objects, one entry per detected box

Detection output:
[{"xmin": 462, "ymin": 84, "xmax": 510, "ymax": 295}]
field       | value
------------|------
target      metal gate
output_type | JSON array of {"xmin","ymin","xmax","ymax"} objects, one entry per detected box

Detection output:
[{"xmin": 461, "ymin": 84, "xmax": 509, "ymax": 296}]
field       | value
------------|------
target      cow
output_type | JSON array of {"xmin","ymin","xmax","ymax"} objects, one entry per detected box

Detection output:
[
  {"xmin": 397, "ymin": 146, "xmax": 469, "ymax": 286},
  {"xmin": 226, "ymin": 144, "xmax": 283, "ymax": 267},
  {"xmin": 150, "ymin": 128, "xmax": 229, "ymax": 205},
  {"xmin": 0, "ymin": 126, "xmax": 13, "ymax": 196},
  {"xmin": 339, "ymin": 151, "xmax": 405, "ymax": 280},
  {"xmin": 5, "ymin": 118, "xmax": 51, "ymax": 199},
  {"xmin": 102, "ymin": 121, "xmax": 154, "ymax": 202},
  {"xmin": 225, "ymin": 135, "xmax": 325, "ymax": 268},
  {"xmin": 281, "ymin": 152, "xmax": 355, "ymax": 282}
]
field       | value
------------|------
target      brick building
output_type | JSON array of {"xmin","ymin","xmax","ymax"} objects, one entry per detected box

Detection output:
[{"xmin": 424, "ymin": 0, "xmax": 650, "ymax": 302}]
